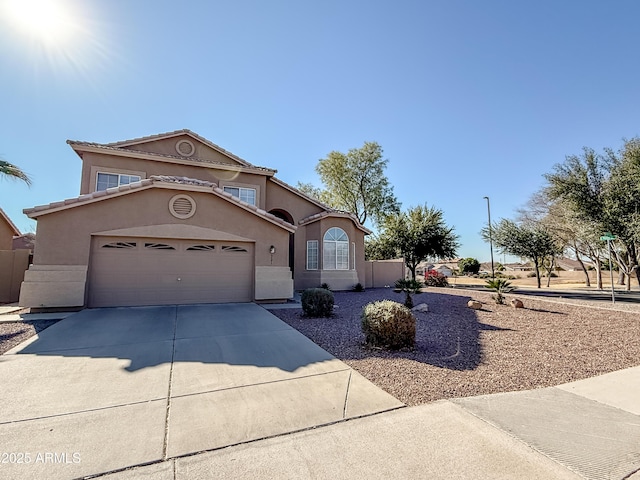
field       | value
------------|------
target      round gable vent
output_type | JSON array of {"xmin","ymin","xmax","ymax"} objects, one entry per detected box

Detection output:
[
  {"xmin": 169, "ymin": 194, "xmax": 196, "ymax": 219},
  {"xmin": 175, "ymin": 139, "xmax": 195, "ymax": 157}
]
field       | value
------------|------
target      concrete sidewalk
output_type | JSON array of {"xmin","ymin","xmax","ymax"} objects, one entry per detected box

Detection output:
[
  {"xmin": 98, "ymin": 366, "xmax": 640, "ymax": 480},
  {"xmin": 0, "ymin": 304, "xmax": 402, "ymax": 480}
]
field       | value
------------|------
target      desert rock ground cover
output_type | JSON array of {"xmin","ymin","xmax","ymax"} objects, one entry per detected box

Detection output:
[
  {"xmin": 0, "ymin": 320, "xmax": 59, "ymax": 354},
  {"xmin": 271, "ymin": 288, "xmax": 640, "ymax": 405}
]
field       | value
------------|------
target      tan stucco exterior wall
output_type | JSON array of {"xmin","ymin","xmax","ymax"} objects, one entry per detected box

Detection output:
[
  {"xmin": 295, "ymin": 217, "xmax": 365, "ymax": 291},
  {"xmin": 24, "ymin": 187, "xmax": 293, "ymax": 307},
  {"xmin": 119, "ymin": 135, "xmax": 241, "ymax": 165},
  {"xmin": 265, "ymin": 181, "xmax": 325, "ymax": 224},
  {"xmin": 364, "ymin": 259, "xmax": 406, "ymax": 288},
  {"xmin": 0, "ymin": 219, "xmax": 15, "ymax": 250},
  {"xmin": 0, "ymin": 249, "xmax": 30, "ymax": 303},
  {"xmin": 79, "ymin": 152, "xmax": 268, "ymax": 208},
  {"xmin": 33, "ymin": 188, "xmax": 290, "ymax": 268}
]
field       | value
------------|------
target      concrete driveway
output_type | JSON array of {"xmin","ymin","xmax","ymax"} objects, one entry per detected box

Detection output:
[{"xmin": 0, "ymin": 304, "xmax": 402, "ymax": 479}]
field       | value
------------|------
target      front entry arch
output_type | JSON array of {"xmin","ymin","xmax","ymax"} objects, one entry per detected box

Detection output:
[{"xmin": 268, "ymin": 209, "xmax": 295, "ymax": 276}]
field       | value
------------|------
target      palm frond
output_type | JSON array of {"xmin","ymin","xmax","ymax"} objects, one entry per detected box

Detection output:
[{"xmin": 0, "ymin": 160, "xmax": 32, "ymax": 186}]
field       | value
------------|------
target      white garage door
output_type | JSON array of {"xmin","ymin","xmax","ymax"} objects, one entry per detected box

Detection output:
[{"xmin": 88, "ymin": 236, "xmax": 254, "ymax": 307}]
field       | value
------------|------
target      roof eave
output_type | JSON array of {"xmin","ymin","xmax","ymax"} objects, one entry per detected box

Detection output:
[
  {"xmin": 103, "ymin": 129, "xmax": 254, "ymax": 167},
  {"xmin": 0, "ymin": 208, "xmax": 21, "ymax": 236},
  {"xmin": 67, "ymin": 142, "xmax": 276, "ymax": 176},
  {"xmin": 23, "ymin": 180, "xmax": 296, "ymax": 233}
]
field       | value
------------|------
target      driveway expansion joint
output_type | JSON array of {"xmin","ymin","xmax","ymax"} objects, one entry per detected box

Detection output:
[
  {"xmin": 168, "ymin": 366, "xmax": 354, "ymax": 401},
  {"xmin": 162, "ymin": 306, "xmax": 179, "ymax": 461},
  {"xmin": 0, "ymin": 398, "xmax": 168, "ymax": 426}
]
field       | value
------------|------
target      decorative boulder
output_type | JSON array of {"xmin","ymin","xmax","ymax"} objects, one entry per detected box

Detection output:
[
  {"xmin": 467, "ymin": 300, "xmax": 483, "ymax": 310},
  {"xmin": 511, "ymin": 298, "xmax": 524, "ymax": 309},
  {"xmin": 412, "ymin": 303, "xmax": 429, "ymax": 313}
]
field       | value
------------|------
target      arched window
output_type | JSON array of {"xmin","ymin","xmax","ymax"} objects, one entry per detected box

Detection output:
[{"xmin": 323, "ymin": 227, "xmax": 349, "ymax": 270}]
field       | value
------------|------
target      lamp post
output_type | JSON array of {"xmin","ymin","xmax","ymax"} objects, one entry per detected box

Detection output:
[{"xmin": 483, "ymin": 196, "xmax": 495, "ymax": 278}]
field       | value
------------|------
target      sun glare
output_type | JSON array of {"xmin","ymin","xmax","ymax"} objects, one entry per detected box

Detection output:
[{"xmin": 3, "ymin": 0, "xmax": 76, "ymax": 44}]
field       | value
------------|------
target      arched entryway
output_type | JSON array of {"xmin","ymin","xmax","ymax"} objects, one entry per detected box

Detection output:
[{"xmin": 268, "ymin": 209, "xmax": 295, "ymax": 276}]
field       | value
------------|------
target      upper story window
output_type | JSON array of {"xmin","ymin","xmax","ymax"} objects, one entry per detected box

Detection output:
[
  {"xmin": 323, "ymin": 227, "xmax": 349, "ymax": 270},
  {"xmin": 96, "ymin": 172, "xmax": 141, "ymax": 191},
  {"xmin": 223, "ymin": 186, "xmax": 256, "ymax": 206}
]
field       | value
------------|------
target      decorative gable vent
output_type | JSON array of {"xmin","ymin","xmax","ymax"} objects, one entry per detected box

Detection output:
[
  {"xmin": 175, "ymin": 139, "xmax": 195, "ymax": 157},
  {"xmin": 169, "ymin": 194, "xmax": 196, "ymax": 219}
]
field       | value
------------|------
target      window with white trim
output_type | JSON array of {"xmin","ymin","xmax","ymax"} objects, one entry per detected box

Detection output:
[
  {"xmin": 306, "ymin": 240, "xmax": 318, "ymax": 270},
  {"xmin": 352, "ymin": 242, "xmax": 356, "ymax": 270},
  {"xmin": 223, "ymin": 186, "xmax": 256, "ymax": 205},
  {"xmin": 323, "ymin": 227, "xmax": 349, "ymax": 270},
  {"xmin": 96, "ymin": 172, "xmax": 141, "ymax": 191}
]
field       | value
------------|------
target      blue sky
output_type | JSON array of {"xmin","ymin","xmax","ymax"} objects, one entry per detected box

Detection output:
[{"xmin": 1, "ymin": 0, "xmax": 639, "ymax": 262}]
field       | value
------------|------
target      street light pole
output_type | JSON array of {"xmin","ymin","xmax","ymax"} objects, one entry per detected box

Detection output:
[{"xmin": 483, "ymin": 196, "xmax": 495, "ymax": 278}]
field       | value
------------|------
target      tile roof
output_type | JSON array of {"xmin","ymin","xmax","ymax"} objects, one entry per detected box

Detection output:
[
  {"xmin": 149, "ymin": 175, "xmax": 216, "ymax": 188},
  {"xmin": 23, "ymin": 176, "xmax": 295, "ymax": 231},
  {"xmin": 104, "ymin": 129, "xmax": 253, "ymax": 168},
  {"xmin": 0, "ymin": 207, "xmax": 21, "ymax": 236},
  {"xmin": 268, "ymin": 177, "xmax": 371, "ymax": 233},
  {"xmin": 269, "ymin": 177, "xmax": 334, "ymax": 211},
  {"xmin": 67, "ymin": 140, "xmax": 276, "ymax": 174},
  {"xmin": 299, "ymin": 210, "xmax": 372, "ymax": 234}
]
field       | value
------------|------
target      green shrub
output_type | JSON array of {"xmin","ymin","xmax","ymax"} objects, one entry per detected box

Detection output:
[
  {"xmin": 353, "ymin": 283, "xmax": 365, "ymax": 292},
  {"xmin": 320, "ymin": 282, "xmax": 331, "ymax": 291},
  {"xmin": 527, "ymin": 271, "xmax": 537, "ymax": 277},
  {"xmin": 458, "ymin": 257, "xmax": 481, "ymax": 275},
  {"xmin": 301, "ymin": 288, "xmax": 334, "ymax": 317},
  {"xmin": 485, "ymin": 278, "xmax": 516, "ymax": 305},
  {"xmin": 361, "ymin": 300, "xmax": 416, "ymax": 350}
]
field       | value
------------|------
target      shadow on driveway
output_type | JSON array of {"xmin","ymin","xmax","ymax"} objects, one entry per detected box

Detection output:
[{"xmin": 9, "ymin": 304, "xmax": 336, "ymax": 372}]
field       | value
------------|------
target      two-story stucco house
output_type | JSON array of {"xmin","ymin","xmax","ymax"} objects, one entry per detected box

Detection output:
[{"xmin": 20, "ymin": 130, "xmax": 370, "ymax": 308}]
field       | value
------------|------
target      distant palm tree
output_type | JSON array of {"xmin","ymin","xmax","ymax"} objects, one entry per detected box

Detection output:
[{"xmin": 0, "ymin": 159, "xmax": 32, "ymax": 186}]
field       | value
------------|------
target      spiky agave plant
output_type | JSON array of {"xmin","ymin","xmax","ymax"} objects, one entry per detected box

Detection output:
[{"xmin": 485, "ymin": 278, "xmax": 516, "ymax": 305}]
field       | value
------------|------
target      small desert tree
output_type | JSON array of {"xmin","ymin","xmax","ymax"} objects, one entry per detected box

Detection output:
[
  {"xmin": 384, "ymin": 205, "xmax": 459, "ymax": 280},
  {"xmin": 484, "ymin": 219, "xmax": 559, "ymax": 288}
]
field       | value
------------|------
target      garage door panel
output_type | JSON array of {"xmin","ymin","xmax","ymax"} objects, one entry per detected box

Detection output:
[{"xmin": 89, "ymin": 237, "xmax": 254, "ymax": 307}]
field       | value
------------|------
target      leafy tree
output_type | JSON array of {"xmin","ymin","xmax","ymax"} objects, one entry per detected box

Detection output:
[
  {"xmin": 384, "ymin": 205, "xmax": 459, "ymax": 280},
  {"xmin": 364, "ymin": 233, "xmax": 397, "ymax": 260},
  {"xmin": 484, "ymin": 219, "xmax": 560, "ymax": 288},
  {"xmin": 519, "ymin": 190, "xmax": 604, "ymax": 288},
  {"xmin": 458, "ymin": 257, "xmax": 480, "ymax": 275},
  {"xmin": 295, "ymin": 182, "xmax": 332, "ymax": 205},
  {"xmin": 545, "ymin": 139, "xmax": 640, "ymax": 289},
  {"xmin": 297, "ymin": 142, "xmax": 400, "ymax": 226},
  {"xmin": 0, "ymin": 159, "xmax": 32, "ymax": 186}
]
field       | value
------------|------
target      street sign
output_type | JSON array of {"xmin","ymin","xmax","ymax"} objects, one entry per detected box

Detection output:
[{"xmin": 600, "ymin": 234, "xmax": 617, "ymax": 241}]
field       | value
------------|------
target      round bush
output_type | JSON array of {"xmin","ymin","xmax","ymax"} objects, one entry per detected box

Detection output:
[
  {"xmin": 301, "ymin": 288, "xmax": 334, "ymax": 317},
  {"xmin": 361, "ymin": 300, "xmax": 416, "ymax": 350}
]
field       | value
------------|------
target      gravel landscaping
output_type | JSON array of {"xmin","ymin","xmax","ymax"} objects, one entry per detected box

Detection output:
[
  {"xmin": 0, "ymin": 320, "xmax": 59, "ymax": 354},
  {"xmin": 271, "ymin": 288, "xmax": 640, "ymax": 406}
]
